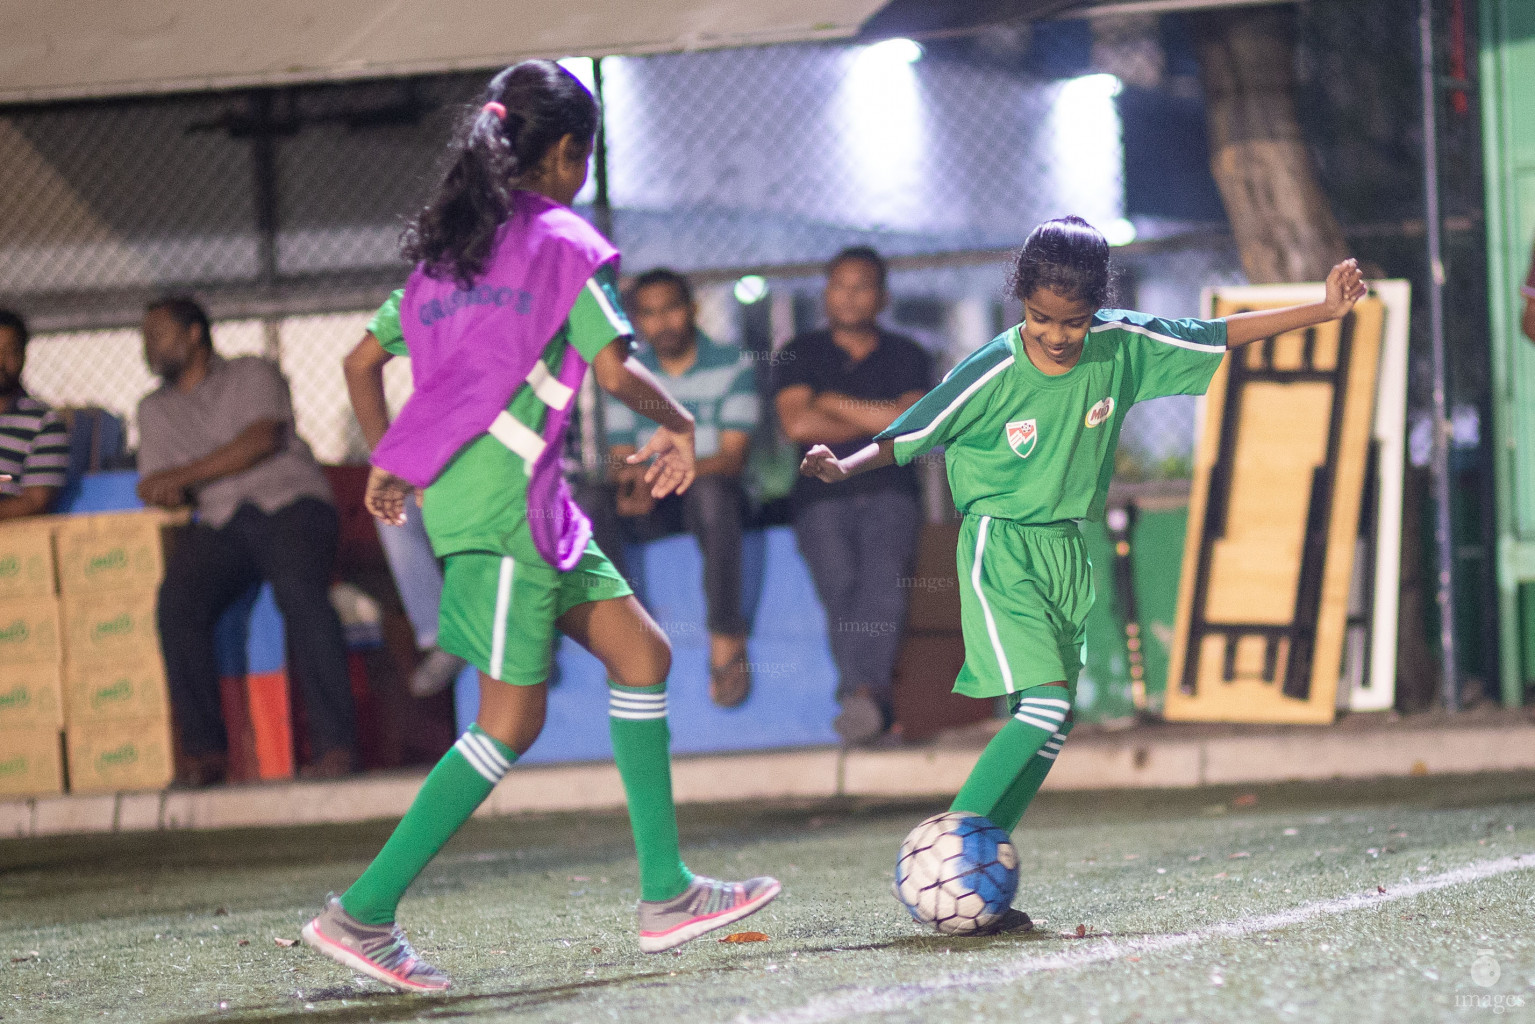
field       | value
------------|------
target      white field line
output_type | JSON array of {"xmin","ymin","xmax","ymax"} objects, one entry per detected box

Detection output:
[{"xmin": 738, "ymin": 852, "xmax": 1535, "ymax": 1024}]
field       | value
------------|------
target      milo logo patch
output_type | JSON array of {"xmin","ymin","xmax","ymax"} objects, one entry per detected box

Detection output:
[
  {"xmin": 91, "ymin": 679, "xmax": 133, "ymax": 708},
  {"xmin": 97, "ymin": 742, "xmax": 139, "ymax": 769},
  {"xmin": 1084, "ymin": 396, "xmax": 1116, "ymax": 429},
  {"xmin": 0, "ymin": 619, "xmax": 28, "ymax": 644},
  {"xmin": 0, "ymin": 685, "xmax": 30, "ymax": 710},
  {"xmin": 85, "ymin": 549, "xmax": 128, "ymax": 576},
  {"xmin": 92, "ymin": 614, "xmax": 134, "ymax": 641},
  {"xmin": 0, "ymin": 756, "xmax": 24, "ymax": 777},
  {"xmin": 0, "ymin": 555, "xmax": 17, "ymax": 578}
]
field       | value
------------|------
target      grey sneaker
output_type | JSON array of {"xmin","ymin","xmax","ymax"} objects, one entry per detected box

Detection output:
[
  {"xmin": 637, "ymin": 875, "xmax": 781, "ymax": 952},
  {"xmin": 300, "ymin": 897, "xmax": 451, "ymax": 992},
  {"xmin": 409, "ymin": 648, "xmax": 468, "ymax": 699},
  {"xmin": 833, "ymin": 691, "xmax": 885, "ymax": 745}
]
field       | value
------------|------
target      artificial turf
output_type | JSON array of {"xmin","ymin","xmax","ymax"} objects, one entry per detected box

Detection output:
[{"xmin": 3, "ymin": 772, "xmax": 1533, "ymax": 1023}]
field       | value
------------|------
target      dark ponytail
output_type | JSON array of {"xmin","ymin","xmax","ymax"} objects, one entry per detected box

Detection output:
[
  {"xmin": 1009, "ymin": 216, "xmax": 1112, "ymax": 309},
  {"xmin": 403, "ymin": 60, "xmax": 599, "ymax": 288}
]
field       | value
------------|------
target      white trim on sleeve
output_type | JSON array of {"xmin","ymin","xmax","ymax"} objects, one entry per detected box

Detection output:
[
  {"xmin": 584, "ymin": 277, "xmax": 629, "ymax": 334},
  {"xmin": 1092, "ymin": 319, "xmax": 1226, "ymax": 354},
  {"xmin": 893, "ymin": 355, "xmax": 1014, "ymax": 448}
]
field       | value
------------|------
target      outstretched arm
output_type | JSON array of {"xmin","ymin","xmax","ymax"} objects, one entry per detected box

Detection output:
[
  {"xmin": 592, "ymin": 339, "xmax": 697, "ymax": 499},
  {"xmin": 1222, "ymin": 259, "xmax": 1368, "ymax": 348},
  {"xmin": 799, "ymin": 439, "xmax": 896, "ymax": 484}
]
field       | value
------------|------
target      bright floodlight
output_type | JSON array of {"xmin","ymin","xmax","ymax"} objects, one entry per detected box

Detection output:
[
  {"xmin": 1103, "ymin": 218, "xmax": 1137, "ymax": 246},
  {"xmin": 557, "ymin": 56, "xmax": 597, "ymax": 92},
  {"xmin": 1062, "ymin": 72, "xmax": 1123, "ymax": 104},
  {"xmin": 734, "ymin": 275, "xmax": 769, "ymax": 305},
  {"xmin": 859, "ymin": 37, "xmax": 924, "ymax": 70}
]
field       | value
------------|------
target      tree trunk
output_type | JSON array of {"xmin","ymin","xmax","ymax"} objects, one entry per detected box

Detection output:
[{"xmin": 1189, "ymin": 7, "xmax": 1349, "ymax": 284}]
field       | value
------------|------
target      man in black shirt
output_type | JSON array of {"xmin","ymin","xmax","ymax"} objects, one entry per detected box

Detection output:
[{"xmin": 772, "ymin": 248, "xmax": 931, "ymax": 743}]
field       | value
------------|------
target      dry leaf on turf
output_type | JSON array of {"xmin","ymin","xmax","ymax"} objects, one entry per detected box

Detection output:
[
  {"xmin": 720, "ymin": 932, "xmax": 770, "ymax": 943},
  {"xmin": 273, "ymin": 937, "xmax": 297, "ymax": 948},
  {"xmin": 237, "ymin": 940, "xmax": 249, "ymax": 947}
]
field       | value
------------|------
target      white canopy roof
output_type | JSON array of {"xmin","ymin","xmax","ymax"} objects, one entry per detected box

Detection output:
[{"xmin": 0, "ymin": 0, "xmax": 889, "ymax": 104}]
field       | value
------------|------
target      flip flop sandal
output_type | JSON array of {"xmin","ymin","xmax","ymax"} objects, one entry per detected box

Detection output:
[{"xmin": 709, "ymin": 651, "xmax": 752, "ymax": 708}]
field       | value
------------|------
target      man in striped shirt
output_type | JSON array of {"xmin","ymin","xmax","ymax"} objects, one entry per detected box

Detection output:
[
  {"xmin": 599, "ymin": 269, "xmax": 762, "ymax": 707},
  {"xmin": 0, "ymin": 310, "xmax": 70, "ymax": 520}
]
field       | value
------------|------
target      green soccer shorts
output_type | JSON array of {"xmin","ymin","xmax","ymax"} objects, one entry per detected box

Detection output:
[
  {"xmin": 436, "ymin": 540, "xmax": 633, "ymax": 685},
  {"xmin": 953, "ymin": 516, "xmax": 1095, "ymax": 701}
]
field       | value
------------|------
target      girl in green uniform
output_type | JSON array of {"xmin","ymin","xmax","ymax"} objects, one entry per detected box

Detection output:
[
  {"xmin": 801, "ymin": 216, "xmax": 1365, "ymax": 931},
  {"xmin": 303, "ymin": 61, "xmax": 778, "ymax": 993}
]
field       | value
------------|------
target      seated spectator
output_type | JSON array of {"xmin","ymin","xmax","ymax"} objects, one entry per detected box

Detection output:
[
  {"xmin": 136, "ymin": 297, "xmax": 357, "ymax": 785},
  {"xmin": 771, "ymin": 247, "xmax": 931, "ymax": 744},
  {"xmin": 597, "ymin": 269, "xmax": 761, "ymax": 707},
  {"xmin": 0, "ymin": 309, "xmax": 70, "ymax": 519}
]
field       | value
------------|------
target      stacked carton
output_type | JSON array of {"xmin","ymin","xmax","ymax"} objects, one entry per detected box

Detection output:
[
  {"xmin": 56, "ymin": 513, "xmax": 175, "ymax": 794},
  {"xmin": 0, "ymin": 521, "xmax": 65, "ymax": 797}
]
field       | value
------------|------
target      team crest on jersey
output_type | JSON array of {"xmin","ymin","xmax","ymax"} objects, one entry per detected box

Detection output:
[
  {"xmin": 1084, "ymin": 396, "xmax": 1116, "ymax": 428},
  {"xmin": 1005, "ymin": 419, "xmax": 1037, "ymax": 459}
]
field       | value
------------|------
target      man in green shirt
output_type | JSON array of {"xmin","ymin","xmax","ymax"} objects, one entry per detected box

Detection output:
[{"xmin": 597, "ymin": 269, "xmax": 761, "ymax": 707}]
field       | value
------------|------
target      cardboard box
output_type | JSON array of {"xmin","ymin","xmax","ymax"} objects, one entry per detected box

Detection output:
[
  {"xmin": 64, "ymin": 656, "xmax": 169, "ymax": 726},
  {"xmin": 0, "ymin": 662, "xmax": 64, "ymax": 732},
  {"xmin": 66, "ymin": 715, "xmax": 174, "ymax": 794},
  {"xmin": 0, "ymin": 728, "xmax": 65, "ymax": 798},
  {"xmin": 0, "ymin": 597, "xmax": 61, "ymax": 666},
  {"xmin": 0, "ymin": 521, "xmax": 56, "ymax": 601},
  {"xmin": 61, "ymin": 590, "xmax": 161, "ymax": 667},
  {"xmin": 54, "ymin": 512, "xmax": 168, "ymax": 597}
]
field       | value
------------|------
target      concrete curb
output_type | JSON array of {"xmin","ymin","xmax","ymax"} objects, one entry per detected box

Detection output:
[{"xmin": 4, "ymin": 722, "xmax": 1534, "ymax": 840}]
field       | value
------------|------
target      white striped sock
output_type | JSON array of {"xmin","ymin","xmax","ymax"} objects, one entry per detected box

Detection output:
[
  {"xmin": 1036, "ymin": 730, "xmax": 1069, "ymax": 762},
  {"xmin": 1017, "ymin": 696, "xmax": 1071, "ymax": 712},
  {"xmin": 610, "ymin": 687, "xmax": 668, "ymax": 721},
  {"xmin": 1014, "ymin": 709, "xmax": 1066, "ymax": 732},
  {"xmin": 454, "ymin": 730, "xmax": 513, "ymax": 784}
]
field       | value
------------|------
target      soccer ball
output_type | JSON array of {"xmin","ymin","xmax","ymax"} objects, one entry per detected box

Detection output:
[{"xmin": 895, "ymin": 811, "xmax": 1019, "ymax": 935}]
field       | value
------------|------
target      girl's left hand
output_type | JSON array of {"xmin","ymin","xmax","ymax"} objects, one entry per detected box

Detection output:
[
  {"xmin": 365, "ymin": 466, "xmax": 418, "ymax": 525},
  {"xmin": 1323, "ymin": 258, "xmax": 1368, "ymax": 319},
  {"xmin": 628, "ymin": 427, "xmax": 696, "ymax": 499}
]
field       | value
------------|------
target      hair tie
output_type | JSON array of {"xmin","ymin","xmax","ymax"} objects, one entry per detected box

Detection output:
[{"xmin": 482, "ymin": 101, "xmax": 507, "ymax": 121}]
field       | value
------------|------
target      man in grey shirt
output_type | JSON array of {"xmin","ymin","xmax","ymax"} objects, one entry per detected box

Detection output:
[{"xmin": 137, "ymin": 296, "xmax": 356, "ymax": 785}]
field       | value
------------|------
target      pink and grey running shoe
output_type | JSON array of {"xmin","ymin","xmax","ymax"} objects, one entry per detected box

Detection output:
[
  {"xmin": 637, "ymin": 874, "xmax": 782, "ymax": 952},
  {"xmin": 300, "ymin": 897, "xmax": 451, "ymax": 993}
]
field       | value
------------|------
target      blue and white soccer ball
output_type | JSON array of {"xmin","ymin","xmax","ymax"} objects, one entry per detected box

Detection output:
[{"xmin": 895, "ymin": 811, "xmax": 1019, "ymax": 934}]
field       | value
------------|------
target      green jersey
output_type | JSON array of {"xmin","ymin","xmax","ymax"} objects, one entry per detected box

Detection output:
[
  {"xmin": 875, "ymin": 309, "xmax": 1227, "ymax": 524},
  {"xmin": 367, "ymin": 265, "xmax": 632, "ymax": 560}
]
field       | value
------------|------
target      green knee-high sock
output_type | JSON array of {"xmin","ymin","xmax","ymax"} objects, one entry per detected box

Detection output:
[
  {"xmin": 950, "ymin": 686, "xmax": 1072, "ymax": 821},
  {"xmin": 340, "ymin": 724, "xmax": 516, "ymax": 925},
  {"xmin": 609, "ymin": 682, "xmax": 693, "ymax": 902},
  {"xmin": 988, "ymin": 719, "xmax": 1073, "ymax": 833}
]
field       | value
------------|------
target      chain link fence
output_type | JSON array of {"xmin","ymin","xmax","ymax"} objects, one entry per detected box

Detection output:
[{"xmin": 0, "ymin": 0, "xmax": 1485, "ymax": 517}]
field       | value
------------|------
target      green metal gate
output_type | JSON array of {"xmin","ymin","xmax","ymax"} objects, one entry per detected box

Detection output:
[{"xmin": 1480, "ymin": 0, "xmax": 1535, "ymax": 707}]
